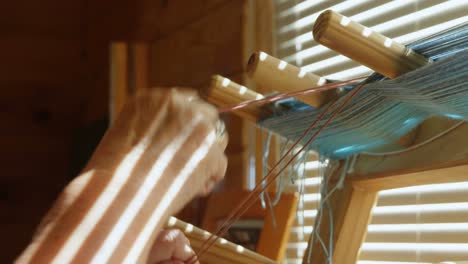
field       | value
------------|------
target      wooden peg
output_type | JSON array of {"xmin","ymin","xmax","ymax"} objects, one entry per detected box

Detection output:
[
  {"xmin": 313, "ymin": 10, "xmax": 430, "ymax": 79},
  {"xmin": 247, "ymin": 51, "xmax": 336, "ymax": 108},
  {"xmin": 204, "ymin": 75, "xmax": 269, "ymax": 122},
  {"xmin": 165, "ymin": 217, "xmax": 276, "ymax": 264}
]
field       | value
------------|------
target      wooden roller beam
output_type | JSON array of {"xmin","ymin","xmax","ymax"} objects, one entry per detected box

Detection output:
[
  {"xmin": 305, "ymin": 122, "xmax": 468, "ymax": 264},
  {"xmin": 247, "ymin": 51, "xmax": 336, "ymax": 108},
  {"xmin": 313, "ymin": 10, "xmax": 430, "ymax": 79},
  {"xmin": 204, "ymin": 75, "xmax": 270, "ymax": 122},
  {"xmin": 165, "ymin": 217, "xmax": 276, "ymax": 264}
]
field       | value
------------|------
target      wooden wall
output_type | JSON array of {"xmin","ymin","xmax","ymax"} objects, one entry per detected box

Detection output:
[
  {"xmin": 0, "ymin": 0, "xmax": 251, "ymax": 261},
  {"xmin": 1, "ymin": 1, "xmax": 87, "ymax": 261}
]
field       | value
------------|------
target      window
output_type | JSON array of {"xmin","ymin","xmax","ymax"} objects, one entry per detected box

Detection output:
[
  {"xmin": 275, "ymin": 0, "xmax": 468, "ymax": 79},
  {"xmin": 274, "ymin": 0, "xmax": 468, "ymax": 263}
]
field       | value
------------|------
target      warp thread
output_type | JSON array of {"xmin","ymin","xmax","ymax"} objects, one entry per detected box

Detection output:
[{"xmin": 258, "ymin": 22, "xmax": 468, "ymax": 159}]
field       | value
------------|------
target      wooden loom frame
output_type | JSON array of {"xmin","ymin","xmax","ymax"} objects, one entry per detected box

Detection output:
[
  {"xmin": 107, "ymin": 5, "xmax": 468, "ymax": 263},
  {"xmin": 241, "ymin": 5, "xmax": 468, "ymax": 264},
  {"xmin": 304, "ymin": 121, "xmax": 468, "ymax": 264}
]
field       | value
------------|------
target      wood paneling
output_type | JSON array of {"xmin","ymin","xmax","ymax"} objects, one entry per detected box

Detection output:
[
  {"xmin": 150, "ymin": 0, "xmax": 244, "ymax": 88},
  {"xmin": 0, "ymin": 0, "xmax": 84, "ymax": 37},
  {"xmin": 0, "ymin": 0, "xmax": 251, "ymax": 261},
  {"xmin": 134, "ymin": 0, "xmax": 229, "ymax": 40}
]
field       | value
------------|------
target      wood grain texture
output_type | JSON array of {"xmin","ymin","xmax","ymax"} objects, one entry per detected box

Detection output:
[
  {"xmin": 150, "ymin": 0, "xmax": 244, "ymax": 88},
  {"xmin": 134, "ymin": 0, "xmax": 229, "ymax": 40},
  {"xmin": 0, "ymin": 2, "xmax": 88, "ymax": 258},
  {"xmin": 0, "ymin": 0, "xmax": 84, "ymax": 37},
  {"xmin": 0, "ymin": 38, "xmax": 86, "ymax": 85},
  {"xmin": 132, "ymin": 43, "xmax": 151, "ymax": 91},
  {"xmin": 1, "ymin": 0, "xmax": 252, "ymax": 261}
]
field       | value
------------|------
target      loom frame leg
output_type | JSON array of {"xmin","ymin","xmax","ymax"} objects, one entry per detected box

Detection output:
[{"xmin": 303, "ymin": 121, "xmax": 468, "ymax": 263}]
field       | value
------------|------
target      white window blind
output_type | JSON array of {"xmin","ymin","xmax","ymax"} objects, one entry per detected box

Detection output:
[
  {"xmin": 275, "ymin": 0, "xmax": 468, "ymax": 80},
  {"xmin": 274, "ymin": 1, "xmax": 468, "ymax": 263}
]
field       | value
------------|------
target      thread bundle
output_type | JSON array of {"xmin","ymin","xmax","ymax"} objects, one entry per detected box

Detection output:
[{"xmin": 259, "ymin": 23, "xmax": 468, "ymax": 159}]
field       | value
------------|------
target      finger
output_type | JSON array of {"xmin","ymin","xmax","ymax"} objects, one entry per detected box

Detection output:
[
  {"xmin": 171, "ymin": 230, "xmax": 197, "ymax": 262},
  {"xmin": 148, "ymin": 229, "xmax": 193, "ymax": 263},
  {"xmin": 155, "ymin": 260, "xmax": 185, "ymax": 264}
]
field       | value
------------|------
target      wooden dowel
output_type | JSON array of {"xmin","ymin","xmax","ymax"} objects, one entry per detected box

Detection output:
[
  {"xmin": 247, "ymin": 51, "xmax": 336, "ymax": 108},
  {"xmin": 313, "ymin": 10, "xmax": 430, "ymax": 79},
  {"xmin": 204, "ymin": 75, "xmax": 269, "ymax": 122},
  {"xmin": 165, "ymin": 217, "xmax": 276, "ymax": 264}
]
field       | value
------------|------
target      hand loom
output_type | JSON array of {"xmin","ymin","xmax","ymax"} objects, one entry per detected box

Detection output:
[{"xmin": 201, "ymin": 10, "xmax": 468, "ymax": 264}]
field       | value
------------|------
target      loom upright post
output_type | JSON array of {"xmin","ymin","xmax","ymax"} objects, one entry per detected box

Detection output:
[{"xmin": 303, "ymin": 10, "xmax": 442, "ymax": 264}]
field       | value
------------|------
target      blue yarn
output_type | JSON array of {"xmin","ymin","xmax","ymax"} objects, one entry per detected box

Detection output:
[{"xmin": 258, "ymin": 22, "xmax": 468, "ymax": 159}]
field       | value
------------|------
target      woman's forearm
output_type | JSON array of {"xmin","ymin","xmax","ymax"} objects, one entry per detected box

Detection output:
[
  {"xmin": 17, "ymin": 90, "xmax": 225, "ymax": 264},
  {"xmin": 18, "ymin": 130, "xmax": 216, "ymax": 263}
]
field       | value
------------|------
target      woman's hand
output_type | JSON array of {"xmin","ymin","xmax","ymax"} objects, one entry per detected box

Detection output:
[
  {"xmin": 88, "ymin": 88, "xmax": 228, "ymax": 200},
  {"xmin": 148, "ymin": 229, "xmax": 199, "ymax": 264},
  {"xmin": 17, "ymin": 88, "xmax": 228, "ymax": 264}
]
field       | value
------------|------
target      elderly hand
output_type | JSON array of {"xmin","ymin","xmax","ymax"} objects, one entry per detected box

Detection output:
[
  {"xmin": 18, "ymin": 88, "xmax": 228, "ymax": 264},
  {"xmin": 147, "ymin": 229, "xmax": 199, "ymax": 264}
]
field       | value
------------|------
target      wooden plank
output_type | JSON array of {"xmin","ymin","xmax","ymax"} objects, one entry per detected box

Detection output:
[
  {"xmin": 305, "ymin": 122, "xmax": 467, "ymax": 263},
  {"xmin": 224, "ymin": 151, "xmax": 249, "ymax": 190},
  {"xmin": 354, "ymin": 164, "xmax": 468, "ymax": 192},
  {"xmin": 254, "ymin": 0, "xmax": 276, "ymax": 57},
  {"xmin": 132, "ymin": 43, "xmax": 150, "ymax": 91},
  {"xmin": 348, "ymin": 122, "xmax": 468, "ymax": 183},
  {"xmin": 166, "ymin": 217, "xmax": 276, "ymax": 264},
  {"xmin": 257, "ymin": 191, "xmax": 298, "ymax": 262},
  {"xmin": 150, "ymin": 0, "xmax": 245, "ymax": 88},
  {"xmin": 332, "ymin": 186, "xmax": 378, "ymax": 264}
]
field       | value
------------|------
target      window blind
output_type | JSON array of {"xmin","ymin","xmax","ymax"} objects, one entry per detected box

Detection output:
[
  {"xmin": 275, "ymin": 0, "xmax": 468, "ymax": 80},
  {"xmin": 274, "ymin": 0, "xmax": 468, "ymax": 263},
  {"xmin": 283, "ymin": 157, "xmax": 322, "ymax": 264}
]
